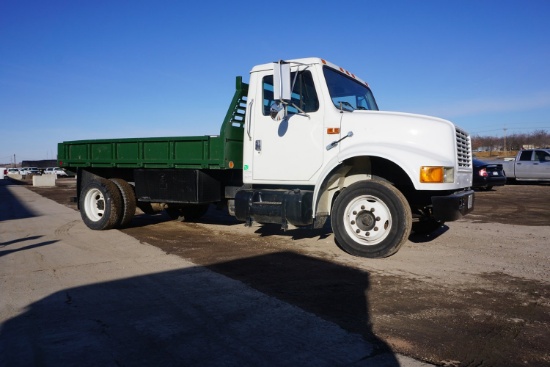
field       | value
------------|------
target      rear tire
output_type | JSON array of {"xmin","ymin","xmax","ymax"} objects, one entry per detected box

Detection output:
[
  {"xmin": 331, "ymin": 179, "xmax": 412, "ymax": 258},
  {"xmin": 80, "ymin": 178, "xmax": 123, "ymax": 230},
  {"xmin": 110, "ymin": 178, "xmax": 136, "ymax": 227}
]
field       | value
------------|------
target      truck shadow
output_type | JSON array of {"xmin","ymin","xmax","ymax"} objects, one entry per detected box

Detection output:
[
  {"xmin": 0, "ymin": 252, "xmax": 400, "ymax": 366},
  {"xmin": 252, "ymin": 220, "xmax": 449, "ymax": 244},
  {"xmin": 408, "ymin": 225, "xmax": 450, "ymax": 243},
  {"xmin": 129, "ymin": 207, "xmax": 448, "ymax": 248},
  {"xmin": 254, "ymin": 222, "xmax": 333, "ymax": 241},
  {"xmin": 126, "ymin": 206, "xmax": 243, "ymax": 229}
]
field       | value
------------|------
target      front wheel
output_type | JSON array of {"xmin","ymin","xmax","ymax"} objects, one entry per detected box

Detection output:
[
  {"xmin": 80, "ymin": 178, "xmax": 123, "ymax": 230},
  {"xmin": 331, "ymin": 180, "xmax": 412, "ymax": 258}
]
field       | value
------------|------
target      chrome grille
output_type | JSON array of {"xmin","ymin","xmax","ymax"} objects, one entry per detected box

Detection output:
[{"xmin": 456, "ymin": 128, "xmax": 472, "ymax": 168}]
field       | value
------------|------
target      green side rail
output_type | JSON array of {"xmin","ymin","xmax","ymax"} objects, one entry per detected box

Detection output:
[{"xmin": 58, "ymin": 77, "xmax": 249, "ymax": 170}]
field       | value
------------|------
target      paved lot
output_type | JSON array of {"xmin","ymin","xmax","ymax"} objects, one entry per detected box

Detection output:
[
  {"xmin": 5, "ymin": 178, "xmax": 550, "ymax": 366},
  {"xmin": 0, "ymin": 179, "xmax": 430, "ymax": 367}
]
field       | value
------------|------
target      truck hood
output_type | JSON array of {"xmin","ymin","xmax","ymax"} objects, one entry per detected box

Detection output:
[{"xmin": 337, "ymin": 109, "xmax": 471, "ymax": 186}]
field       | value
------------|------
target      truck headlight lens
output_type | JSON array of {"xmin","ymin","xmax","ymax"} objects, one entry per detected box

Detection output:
[{"xmin": 420, "ymin": 166, "xmax": 454, "ymax": 183}]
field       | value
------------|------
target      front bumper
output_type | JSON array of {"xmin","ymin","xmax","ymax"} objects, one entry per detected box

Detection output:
[{"xmin": 431, "ymin": 190, "xmax": 475, "ymax": 222}]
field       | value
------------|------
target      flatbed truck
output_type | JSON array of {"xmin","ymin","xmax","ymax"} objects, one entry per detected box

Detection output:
[{"xmin": 58, "ymin": 57, "xmax": 474, "ymax": 258}]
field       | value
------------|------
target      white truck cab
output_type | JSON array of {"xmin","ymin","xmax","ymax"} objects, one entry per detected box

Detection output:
[{"xmin": 236, "ymin": 58, "xmax": 474, "ymax": 258}]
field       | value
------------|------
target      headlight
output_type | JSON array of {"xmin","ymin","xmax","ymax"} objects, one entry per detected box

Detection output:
[{"xmin": 420, "ymin": 166, "xmax": 454, "ymax": 183}]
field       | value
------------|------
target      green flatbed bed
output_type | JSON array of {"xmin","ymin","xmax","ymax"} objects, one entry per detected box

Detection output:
[{"xmin": 58, "ymin": 77, "xmax": 248, "ymax": 171}]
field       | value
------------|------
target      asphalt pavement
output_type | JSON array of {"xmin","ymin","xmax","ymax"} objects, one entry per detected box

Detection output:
[{"xmin": 0, "ymin": 179, "xmax": 432, "ymax": 367}]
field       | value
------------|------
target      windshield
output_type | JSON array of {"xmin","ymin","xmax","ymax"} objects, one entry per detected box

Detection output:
[{"xmin": 323, "ymin": 67, "xmax": 378, "ymax": 111}]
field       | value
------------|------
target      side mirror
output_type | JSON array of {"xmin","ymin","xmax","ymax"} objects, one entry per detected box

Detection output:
[
  {"xmin": 269, "ymin": 102, "xmax": 285, "ymax": 121},
  {"xmin": 273, "ymin": 61, "xmax": 291, "ymax": 101}
]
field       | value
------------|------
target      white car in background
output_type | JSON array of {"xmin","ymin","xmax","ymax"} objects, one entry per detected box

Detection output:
[
  {"xmin": 20, "ymin": 167, "xmax": 41, "ymax": 175},
  {"xmin": 44, "ymin": 167, "xmax": 68, "ymax": 176}
]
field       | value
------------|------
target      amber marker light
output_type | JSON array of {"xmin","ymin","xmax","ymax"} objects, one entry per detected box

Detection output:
[
  {"xmin": 327, "ymin": 128, "xmax": 340, "ymax": 134},
  {"xmin": 228, "ymin": 161, "xmax": 234, "ymax": 168},
  {"xmin": 420, "ymin": 166, "xmax": 454, "ymax": 183},
  {"xmin": 420, "ymin": 167, "xmax": 444, "ymax": 183}
]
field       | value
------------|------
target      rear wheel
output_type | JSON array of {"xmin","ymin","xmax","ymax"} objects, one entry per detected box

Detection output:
[
  {"xmin": 80, "ymin": 178, "xmax": 123, "ymax": 230},
  {"xmin": 110, "ymin": 178, "xmax": 136, "ymax": 227},
  {"xmin": 331, "ymin": 179, "xmax": 412, "ymax": 258}
]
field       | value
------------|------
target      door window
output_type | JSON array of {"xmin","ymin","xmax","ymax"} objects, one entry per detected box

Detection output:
[
  {"xmin": 519, "ymin": 151, "xmax": 532, "ymax": 161},
  {"xmin": 535, "ymin": 150, "xmax": 550, "ymax": 162},
  {"xmin": 262, "ymin": 71, "xmax": 319, "ymax": 116}
]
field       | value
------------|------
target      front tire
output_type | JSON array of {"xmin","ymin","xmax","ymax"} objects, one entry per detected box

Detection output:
[
  {"xmin": 331, "ymin": 179, "xmax": 412, "ymax": 258},
  {"xmin": 80, "ymin": 178, "xmax": 123, "ymax": 230}
]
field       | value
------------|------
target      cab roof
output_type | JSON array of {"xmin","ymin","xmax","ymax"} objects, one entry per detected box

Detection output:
[{"xmin": 250, "ymin": 57, "xmax": 369, "ymax": 86}]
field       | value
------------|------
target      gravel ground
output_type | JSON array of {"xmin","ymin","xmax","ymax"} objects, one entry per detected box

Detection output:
[{"xmin": 27, "ymin": 179, "xmax": 550, "ymax": 367}]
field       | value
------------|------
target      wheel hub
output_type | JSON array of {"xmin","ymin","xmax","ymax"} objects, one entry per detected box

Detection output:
[
  {"xmin": 354, "ymin": 210, "xmax": 376, "ymax": 231},
  {"xmin": 345, "ymin": 196, "xmax": 391, "ymax": 245},
  {"xmin": 84, "ymin": 188, "xmax": 106, "ymax": 222}
]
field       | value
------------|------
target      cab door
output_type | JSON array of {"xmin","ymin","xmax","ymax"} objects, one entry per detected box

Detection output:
[
  {"xmin": 250, "ymin": 68, "xmax": 324, "ymax": 183},
  {"xmin": 514, "ymin": 150, "xmax": 533, "ymax": 179},
  {"xmin": 532, "ymin": 150, "xmax": 550, "ymax": 179}
]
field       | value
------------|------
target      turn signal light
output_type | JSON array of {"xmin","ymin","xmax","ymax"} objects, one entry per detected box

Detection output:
[{"xmin": 420, "ymin": 166, "xmax": 454, "ymax": 183}]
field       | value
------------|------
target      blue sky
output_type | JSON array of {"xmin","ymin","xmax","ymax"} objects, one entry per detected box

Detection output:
[{"xmin": 1, "ymin": 0, "xmax": 549, "ymax": 163}]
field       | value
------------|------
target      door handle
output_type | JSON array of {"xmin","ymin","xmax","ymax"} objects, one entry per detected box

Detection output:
[
  {"xmin": 255, "ymin": 140, "xmax": 262, "ymax": 152},
  {"xmin": 326, "ymin": 131, "xmax": 354, "ymax": 151},
  {"xmin": 246, "ymin": 99, "xmax": 254, "ymax": 141}
]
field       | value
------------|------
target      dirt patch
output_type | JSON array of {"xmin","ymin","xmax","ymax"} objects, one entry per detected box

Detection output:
[
  {"xmin": 26, "ymin": 179, "xmax": 550, "ymax": 366},
  {"xmin": 468, "ymin": 183, "xmax": 550, "ymax": 226}
]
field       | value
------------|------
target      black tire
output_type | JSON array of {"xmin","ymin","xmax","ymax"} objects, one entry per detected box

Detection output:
[
  {"xmin": 165, "ymin": 204, "xmax": 210, "ymax": 222},
  {"xmin": 110, "ymin": 178, "xmax": 136, "ymax": 227},
  {"xmin": 80, "ymin": 178, "xmax": 123, "ymax": 230},
  {"xmin": 331, "ymin": 179, "xmax": 412, "ymax": 258}
]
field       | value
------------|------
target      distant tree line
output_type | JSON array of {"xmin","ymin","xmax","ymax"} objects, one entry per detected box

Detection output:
[{"xmin": 472, "ymin": 129, "xmax": 550, "ymax": 152}]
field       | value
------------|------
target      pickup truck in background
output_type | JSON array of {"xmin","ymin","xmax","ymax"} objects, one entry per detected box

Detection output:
[
  {"xmin": 58, "ymin": 57, "xmax": 475, "ymax": 258},
  {"xmin": 502, "ymin": 149, "xmax": 550, "ymax": 181}
]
